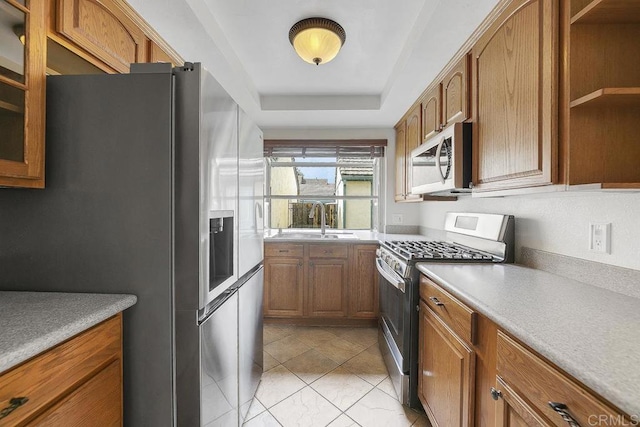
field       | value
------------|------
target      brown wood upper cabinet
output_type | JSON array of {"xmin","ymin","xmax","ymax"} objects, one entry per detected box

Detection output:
[
  {"xmin": 442, "ymin": 56, "xmax": 469, "ymax": 128},
  {"xmin": 422, "ymin": 84, "xmax": 441, "ymax": 142},
  {"xmin": 264, "ymin": 242, "xmax": 379, "ymax": 321},
  {"xmin": 422, "ymin": 55, "xmax": 469, "ymax": 144},
  {"xmin": 563, "ymin": 0, "xmax": 640, "ymax": 188},
  {"xmin": 55, "ymin": 0, "xmax": 147, "ymax": 73},
  {"xmin": 394, "ymin": 120, "xmax": 407, "ymax": 201},
  {"xmin": 47, "ymin": 0, "xmax": 183, "ymax": 74},
  {"xmin": 148, "ymin": 40, "xmax": 178, "ymax": 66},
  {"xmin": 395, "ymin": 104, "xmax": 422, "ymax": 202},
  {"xmin": 0, "ymin": 0, "xmax": 46, "ymax": 188},
  {"xmin": 471, "ymin": 0, "xmax": 558, "ymax": 193}
]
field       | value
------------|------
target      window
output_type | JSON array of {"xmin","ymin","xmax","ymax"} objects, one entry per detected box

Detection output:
[{"xmin": 264, "ymin": 141, "xmax": 385, "ymax": 231}]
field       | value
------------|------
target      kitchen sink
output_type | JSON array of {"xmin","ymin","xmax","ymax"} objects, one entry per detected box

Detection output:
[{"xmin": 270, "ymin": 231, "xmax": 359, "ymax": 240}]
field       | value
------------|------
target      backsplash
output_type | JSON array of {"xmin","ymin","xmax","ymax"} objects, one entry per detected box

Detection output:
[
  {"xmin": 419, "ymin": 192, "xmax": 640, "ymax": 271},
  {"xmin": 520, "ymin": 247, "xmax": 640, "ymax": 299}
]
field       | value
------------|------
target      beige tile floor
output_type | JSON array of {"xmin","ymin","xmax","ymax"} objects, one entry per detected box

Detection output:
[{"xmin": 243, "ymin": 324, "xmax": 429, "ymax": 427}]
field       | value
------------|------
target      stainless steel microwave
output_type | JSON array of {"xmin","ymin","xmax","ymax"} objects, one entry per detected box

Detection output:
[{"xmin": 410, "ymin": 122, "xmax": 472, "ymax": 196}]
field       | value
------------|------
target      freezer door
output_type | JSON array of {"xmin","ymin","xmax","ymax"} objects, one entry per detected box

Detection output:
[
  {"xmin": 238, "ymin": 266, "xmax": 264, "ymax": 423},
  {"xmin": 200, "ymin": 289, "xmax": 239, "ymax": 426},
  {"xmin": 238, "ymin": 108, "xmax": 264, "ymax": 276}
]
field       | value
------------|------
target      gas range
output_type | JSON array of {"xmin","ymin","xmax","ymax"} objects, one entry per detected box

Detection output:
[
  {"xmin": 376, "ymin": 212, "xmax": 514, "ymax": 409},
  {"xmin": 377, "ymin": 213, "xmax": 514, "ymax": 279}
]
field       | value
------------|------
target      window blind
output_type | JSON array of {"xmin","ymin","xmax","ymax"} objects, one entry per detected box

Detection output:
[{"xmin": 264, "ymin": 139, "xmax": 386, "ymax": 158}]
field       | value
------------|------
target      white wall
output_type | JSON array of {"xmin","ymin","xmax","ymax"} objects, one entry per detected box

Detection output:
[
  {"xmin": 419, "ymin": 192, "xmax": 640, "ymax": 271},
  {"xmin": 263, "ymin": 128, "xmax": 421, "ymax": 231}
]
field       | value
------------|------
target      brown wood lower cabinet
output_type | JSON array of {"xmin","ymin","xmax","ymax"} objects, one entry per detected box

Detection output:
[
  {"xmin": 419, "ymin": 273, "xmax": 635, "ymax": 427},
  {"xmin": 264, "ymin": 256, "xmax": 304, "ymax": 317},
  {"xmin": 419, "ymin": 303, "xmax": 475, "ymax": 427},
  {"xmin": 308, "ymin": 258, "xmax": 348, "ymax": 317},
  {"xmin": 264, "ymin": 242, "xmax": 378, "ymax": 323},
  {"xmin": 349, "ymin": 244, "xmax": 379, "ymax": 318},
  {"xmin": 0, "ymin": 314, "xmax": 123, "ymax": 426},
  {"xmin": 494, "ymin": 331, "xmax": 632, "ymax": 427},
  {"xmin": 419, "ymin": 279, "xmax": 476, "ymax": 427}
]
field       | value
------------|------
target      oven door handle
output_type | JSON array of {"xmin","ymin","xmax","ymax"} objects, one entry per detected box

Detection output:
[{"xmin": 376, "ymin": 258, "xmax": 406, "ymax": 293}]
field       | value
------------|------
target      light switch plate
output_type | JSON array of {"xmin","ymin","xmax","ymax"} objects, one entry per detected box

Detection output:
[
  {"xmin": 392, "ymin": 214, "xmax": 403, "ymax": 225},
  {"xmin": 589, "ymin": 223, "xmax": 611, "ymax": 253}
]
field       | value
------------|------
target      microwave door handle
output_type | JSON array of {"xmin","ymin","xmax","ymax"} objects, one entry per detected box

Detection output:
[{"xmin": 434, "ymin": 138, "xmax": 446, "ymax": 184}]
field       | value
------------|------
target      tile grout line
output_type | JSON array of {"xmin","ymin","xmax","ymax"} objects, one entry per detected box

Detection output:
[{"xmin": 260, "ymin": 325, "xmax": 423, "ymax": 427}]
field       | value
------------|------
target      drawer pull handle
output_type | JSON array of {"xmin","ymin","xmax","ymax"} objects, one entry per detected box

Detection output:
[
  {"xmin": 490, "ymin": 388, "xmax": 502, "ymax": 401},
  {"xmin": 324, "ymin": 250, "xmax": 333, "ymax": 254},
  {"xmin": 548, "ymin": 402, "xmax": 581, "ymax": 427},
  {"xmin": 278, "ymin": 250, "xmax": 289, "ymax": 253},
  {"xmin": 429, "ymin": 296, "xmax": 445, "ymax": 307},
  {"xmin": 298, "ymin": 261, "xmax": 303, "ymax": 267},
  {"xmin": 0, "ymin": 397, "xmax": 29, "ymax": 420}
]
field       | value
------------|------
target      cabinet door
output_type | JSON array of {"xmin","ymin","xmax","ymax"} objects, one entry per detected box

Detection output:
[
  {"xmin": 405, "ymin": 103, "xmax": 422, "ymax": 200},
  {"xmin": 472, "ymin": 0, "xmax": 558, "ymax": 192},
  {"xmin": 406, "ymin": 103, "xmax": 422, "ymax": 154},
  {"xmin": 308, "ymin": 258, "xmax": 348, "ymax": 318},
  {"xmin": 348, "ymin": 245, "xmax": 378, "ymax": 319},
  {"xmin": 442, "ymin": 56, "xmax": 468, "ymax": 127},
  {"xmin": 0, "ymin": 0, "xmax": 46, "ymax": 188},
  {"xmin": 422, "ymin": 85, "xmax": 442, "ymax": 141},
  {"xmin": 27, "ymin": 360, "xmax": 122, "ymax": 426},
  {"xmin": 264, "ymin": 257, "xmax": 304, "ymax": 317},
  {"xmin": 419, "ymin": 303, "xmax": 474, "ymax": 427},
  {"xmin": 494, "ymin": 377, "xmax": 551, "ymax": 427},
  {"xmin": 148, "ymin": 40, "xmax": 179, "ymax": 66},
  {"xmin": 394, "ymin": 120, "xmax": 407, "ymax": 201},
  {"xmin": 57, "ymin": 0, "xmax": 147, "ymax": 73}
]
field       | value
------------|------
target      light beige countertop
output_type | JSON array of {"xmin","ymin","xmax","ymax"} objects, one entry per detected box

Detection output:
[
  {"xmin": 264, "ymin": 229, "xmax": 428, "ymax": 244},
  {"xmin": 0, "ymin": 291, "xmax": 137, "ymax": 374},
  {"xmin": 416, "ymin": 263, "xmax": 640, "ymax": 418}
]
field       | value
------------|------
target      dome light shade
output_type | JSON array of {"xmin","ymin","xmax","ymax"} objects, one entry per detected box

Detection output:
[{"xmin": 289, "ymin": 18, "xmax": 346, "ymax": 65}]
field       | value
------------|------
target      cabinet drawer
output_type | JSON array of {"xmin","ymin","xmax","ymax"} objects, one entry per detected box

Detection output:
[
  {"xmin": 309, "ymin": 244, "xmax": 348, "ymax": 259},
  {"xmin": 420, "ymin": 275, "xmax": 476, "ymax": 345},
  {"xmin": 0, "ymin": 315, "xmax": 121, "ymax": 426},
  {"xmin": 265, "ymin": 243, "xmax": 304, "ymax": 258},
  {"xmin": 496, "ymin": 331, "xmax": 628, "ymax": 426}
]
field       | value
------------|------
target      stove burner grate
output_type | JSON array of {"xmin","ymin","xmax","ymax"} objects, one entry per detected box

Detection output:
[{"xmin": 384, "ymin": 240, "xmax": 494, "ymax": 261}]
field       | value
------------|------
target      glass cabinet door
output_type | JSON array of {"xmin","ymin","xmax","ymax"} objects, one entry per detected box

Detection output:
[{"xmin": 0, "ymin": 0, "xmax": 46, "ymax": 188}]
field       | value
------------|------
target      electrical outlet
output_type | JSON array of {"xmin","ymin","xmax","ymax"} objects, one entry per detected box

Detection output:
[
  {"xmin": 589, "ymin": 223, "xmax": 611, "ymax": 253},
  {"xmin": 392, "ymin": 214, "xmax": 404, "ymax": 225}
]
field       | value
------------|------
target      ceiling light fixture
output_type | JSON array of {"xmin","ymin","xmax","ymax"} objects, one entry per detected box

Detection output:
[
  {"xmin": 13, "ymin": 24, "xmax": 25, "ymax": 45},
  {"xmin": 289, "ymin": 17, "xmax": 346, "ymax": 66}
]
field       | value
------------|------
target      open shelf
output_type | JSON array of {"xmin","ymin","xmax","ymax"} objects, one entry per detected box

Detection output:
[
  {"xmin": 570, "ymin": 87, "xmax": 640, "ymax": 108},
  {"xmin": 0, "ymin": 99, "xmax": 23, "ymax": 114},
  {"xmin": 572, "ymin": 0, "xmax": 640, "ymax": 24}
]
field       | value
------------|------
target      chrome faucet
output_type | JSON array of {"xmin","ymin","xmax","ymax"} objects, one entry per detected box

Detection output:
[{"xmin": 309, "ymin": 201, "xmax": 326, "ymax": 236}]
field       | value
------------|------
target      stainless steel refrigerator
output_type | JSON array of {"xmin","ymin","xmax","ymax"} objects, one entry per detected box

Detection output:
[{"xmin": 0, "ymin": 63, "xmax": 264, "ymax": 426}]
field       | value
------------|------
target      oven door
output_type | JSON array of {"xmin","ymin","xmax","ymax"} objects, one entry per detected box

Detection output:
[{"xmin": 376, "ymin": 258, "xmax": 411, "ymax": 373}]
